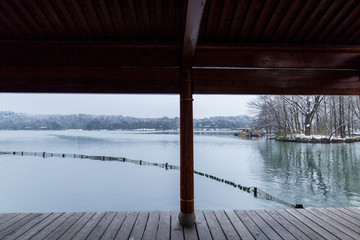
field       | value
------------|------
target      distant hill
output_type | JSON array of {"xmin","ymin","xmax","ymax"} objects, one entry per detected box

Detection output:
[{"xmin": 0, "ymin": 111, "xmax": 253, "ymax": 130}]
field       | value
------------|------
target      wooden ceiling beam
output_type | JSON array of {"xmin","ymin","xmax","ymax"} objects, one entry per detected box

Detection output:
[
  {"xmin": 0, "ymin": 66, "xmax": 180, "ymax": 93},
  {"xmin": 194, "ymin": 45, "xmax": 360, "ymax": 69},
  {"xmin": 181, "ymin": 0, "xmax": 207, "ymax": 69},
  {"xmin": 1, "ymin": 41, "xmax": 358, "ymax": 69},
  {"xmin": 193, "ymin": 68, "xmax": 360, "ymax": 95},
  {"xmin": 0, "ymin": 65, "xmax": 358, "ymax": 95},
  {"xmin": 0, "ymin": 42, "xmax": 180, "ymax": 67},
  {"xmin": 1, "ymin": 41, "xmax": 359, "ymax": 94}
]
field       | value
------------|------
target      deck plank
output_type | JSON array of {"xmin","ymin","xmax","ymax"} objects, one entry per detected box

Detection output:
[
  {"xmin": 349, "ymin": 207, "xmax": 360, "ymax": 214},
  {"xmin": 156, "ymin": 211, "xmax": 170, "ymax": 240},
  {"xmin": 195, "ymin": 210, "xmax": 212, "ymax": 240},
  {"xmin": 307, "ymin": 208, "xmax": 360, "ymax": 239},
  {"xmin": 72, "ymin": 212, "xmax": 106, "ymax": 240},
  {"xmin": 0, "ymin": 213, "xmax": 30, "ymax": 232},
  {"xmin": 0, "ymin": 214, "xmax": 13, "ymax": 222},
  {"xmin": 338, "ymin": 208, "xmax": 360, "ymax": 221},
  {"xmin": 170, "ymin": 210, "xmax": 184, "ymax": 240},
  {"xmin": 58, "ymin": 212, "xmax": 95, "ymax": 240},
  {"xmin": 3, "ymin": 213, "xmax": 51, "ymax": 240},
  {"xmin": 324, "ymin": 208, "xmax": 360, "ymax": 227},
  {"xmin": 18, "ymin": 212, "xmax": 63, "ymax": 239},
  {"xmin": 0, "ymin": 213, "xmax": 40, "ymax": 239},
  {"xmin": 100, "ymin": 211, "xmax": 127, "ymax": 240},
  {"xmin": 203, "ymin": 210, "xmax": 226, "ymax": 240},
  {"xmin": 43, "ymin": 212, "xmax": 85, "ymax": 240},
  {"xmin": 275, "ymin": 209, "xmax": 325, "ymax": 240},
  {"xmin": 255, "ymin": 209, "xmax": 296, "ymax": 240},
  {"xmin": 296, "ymin": 209, "xmax": 354, "ymax": 240},
  {"xmin": 286, "ymin": 209, "xmax": 349, "ymax": 240},
  {"xmin": 245, "ymin": 210, "xmax": 282, "ymax": 240},
  {"xmin": 184, "ymin": 223, "xmax": 198, "ymax": 240},
  {"xmin": 142, "ymin": 211, "xmax": 160, "ymax": 240},
  {"xmin": 319, "ymin": 208, "xmax": 360, "ymax": 229},
  {"xmin": 87, "ymin": 212, "xmax": 117, "ymax": 240},
  {"xmin": 128, "ymin": 211, "xmax": 150, "ymax": 240},
  {"xmin": 114, "ymin": 211, "xmax": 139, "ymax": 240},
  {"xmin": 265, "ymin": 209, "xmax": 311, "ymax": 240},
  {"xmin": 214, "ymin": 210, "xmax": 240, "ymax": 240},
  {"xmin": 30, "ymin": 212, "xmax": 75, "ymax": 239},
  {"xmin": 224, "ymin": 210, "xmax": 254, "ymax": 240},
  {"xmin": 0, "ymin": 214, "xmax": 20, "ymax": 224},
  {"xmin": 0, "ymin": 208, "xmax": 359, "ymax": 240},
  {"xmin": 234, "ymin": 210, "xmax": 268, "ymax": 240}
]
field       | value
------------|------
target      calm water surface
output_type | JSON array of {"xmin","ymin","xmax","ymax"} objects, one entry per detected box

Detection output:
[{"xmin": 0, "ymin": 130, "xmax": 359, "ymax": 212}]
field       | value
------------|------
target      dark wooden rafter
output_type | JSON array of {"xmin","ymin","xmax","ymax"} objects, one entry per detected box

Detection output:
[
  {"xmin": 204, "ymin": 0, "xmax": 220, "ymax": 40},
  {"xmin": 293, "ymin": 0, "xmax": 332, "ymax": 43},
  {"xmin": 237, "ymin": 0, "xmax": 264, "ymax": 42},
  {"xmin": 326, "ymin": 1, "xmax": 360, "ymax": 43},
  {"xmin": 304, "ymin": 0, "xmax": 345, "ymax": 43},
  {"xmin": 81, "ymin": 0, "xmax": 105, "ymax": 39},
  {"xmin": 248, "ymin": 0, "xmax": 278, "ymax": 43},
  {"xmin": 315, "ymin": 0, "xmax": 358, "ymax": 43},
  {"xmin": 340, "ymin": 13, "xmax": 360, "ymax": 44},
  {"xmin": 94, "ymin": 0, "xmax": 115, "ymax": 39},
  {"xmin": 64, "ymin": 0, "xmax": 93, "ymax": 39},
  {"xmin": 0, "ymin": 8, "xmax": 23, "ymax": 39},
  {"xmin": 139, "ymin": 0, "xmax": 151, "ymax": 40},
  {"xmin": 271, "ymin": 0, "xmax": 303, "ymax": 42},
  {"xmin": 155, "ymin": 0, "xmax": 163, "ymax": 39},
  {"xmin": 215, "ymin": 0, "xmax": 231, "ymax": 40},
  {"xmin": 282, "ymin": 0, "xmax": 317, "ymax": 42},
  {"xmin": 38, "ymin": 0, "xmax": 71, "ymax": 39},
  {"xmin": 26, "ymin": 1, "xmax": 58, "ymax": 40},
  {"xmin": 125, "ymin": 0, "xmax": 140, "ymax": 39},
  {"xmin": 51, "ymin": 0, "xmax": 80, "ymax": 37},
  {"xmin": 261, "ymin": 0, "xmax": 293, "ymax": 43},
  {"xmin": 168, "ymin": 0, "xmax": 175, "ymax": 41},
  {"xmin": 0, "ymin": 1, "xmax": 33, "ymax": 38},
  {"xmin": 227, "ymin": 0, "xmax": 250, "ymax": 41},
  {"xmin": 106, "ymin": 0, "xmax": 126, "ymax": 39},
  {"xmin": 11, "ymin": 0, "xmax": 45, "ymax": 38}
]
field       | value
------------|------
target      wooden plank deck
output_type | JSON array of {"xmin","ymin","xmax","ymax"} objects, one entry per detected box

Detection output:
[{"xmin": 0, "ymin": 208, "xmax": 359, "ymax": 240}]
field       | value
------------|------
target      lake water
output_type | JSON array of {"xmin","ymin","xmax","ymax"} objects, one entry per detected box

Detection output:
[{"xmin": 0, "ymin": 130, "xmax": 359, "ymax": 213}]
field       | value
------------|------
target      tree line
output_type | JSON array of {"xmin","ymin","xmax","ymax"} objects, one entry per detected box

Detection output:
[
  {"xmin": 0, "ymin": 111, "xmax": 252, "ymax": 131},
  {"xmin": 250, "ymin": 96, "xmax": 360, "ymax": 138}
]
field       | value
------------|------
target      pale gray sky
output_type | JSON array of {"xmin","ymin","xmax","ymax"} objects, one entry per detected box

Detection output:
[{"xmin": 0, "ymin": 94, "xmax": 257, "ymax": 118}]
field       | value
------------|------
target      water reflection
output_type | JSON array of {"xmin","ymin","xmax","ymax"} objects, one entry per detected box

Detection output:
[
  {"xmin": 257, "ymin": 141, "xmax": 360, "ymax": 207},
  {"xmin": 1, "ymin": 130, "xmax": 359, "ymax": 212}
]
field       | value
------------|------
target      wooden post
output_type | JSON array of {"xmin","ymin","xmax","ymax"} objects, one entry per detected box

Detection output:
[{"xmin": 178, "ymin": 68, "xmax": 195, "ymax": 226}]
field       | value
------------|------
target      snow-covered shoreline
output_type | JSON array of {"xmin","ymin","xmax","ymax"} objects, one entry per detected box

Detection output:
[{"xmin": 276, "ymin": 134, "xmax": 360, "ymax": 143}]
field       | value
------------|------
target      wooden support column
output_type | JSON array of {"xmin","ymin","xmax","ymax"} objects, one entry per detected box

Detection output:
[
  {"xmin": 178, "ymin": 0, "xmax": 206, "ymax": 226},
  {"xmin": 178, "ymin": 67, "xmax": 195, "ymax": 225}
]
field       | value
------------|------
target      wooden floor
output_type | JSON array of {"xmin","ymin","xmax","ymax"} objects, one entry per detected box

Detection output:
[{"xmin": 0, "ymin": 207, "xmax": 359, "ymax": 240}]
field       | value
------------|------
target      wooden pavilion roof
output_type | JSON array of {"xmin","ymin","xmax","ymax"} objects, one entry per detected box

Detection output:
[{"xmin": 0, "ymin": 0, "xmax": 359, "ymax": 94}]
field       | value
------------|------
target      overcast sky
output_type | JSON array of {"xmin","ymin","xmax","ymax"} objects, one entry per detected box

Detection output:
[{"xmin": 0, "ymin": 94, "xmax": 257, "ymax": 118}]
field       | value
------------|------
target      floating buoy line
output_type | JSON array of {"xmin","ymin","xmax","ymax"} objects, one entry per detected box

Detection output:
[{"xmin": 1, "ymin": 150, "xmax": 303, "ymax": 209}]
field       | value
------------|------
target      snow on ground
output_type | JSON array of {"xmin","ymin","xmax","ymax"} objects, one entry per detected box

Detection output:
[{"xmin": 282, "ymin": 133, "xmax": 357, "ymax": 141}]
